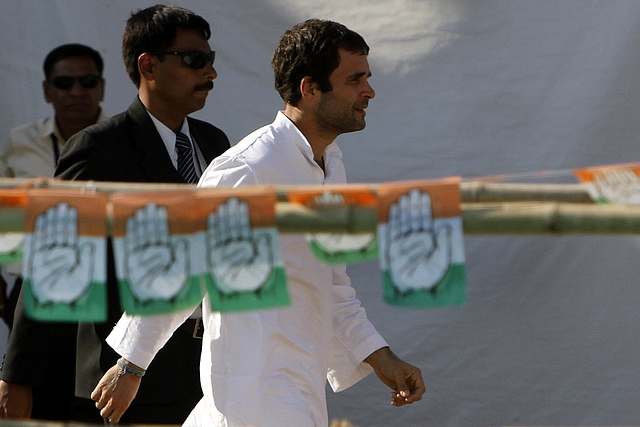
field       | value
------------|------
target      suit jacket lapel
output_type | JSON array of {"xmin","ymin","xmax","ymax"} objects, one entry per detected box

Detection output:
[
  {"xmin": 188, "ymin": 118, "xmax": 217, "ymax": 164},
  {"xmin": 127, "ymin": 97, "xmax": 183, "ymax": 183}
]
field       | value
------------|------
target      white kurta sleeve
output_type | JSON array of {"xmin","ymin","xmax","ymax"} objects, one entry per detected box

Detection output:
[
  {"xmin": 199, "ymin": 155, "xmax": 258, "ymax": 188},
  {"xmin": 106, "ymin": 306, "xmax": 195, "ymax": 369},
  {"xmin": 327, "ymin": 265, "xmax": 388, "ymax": 392}
]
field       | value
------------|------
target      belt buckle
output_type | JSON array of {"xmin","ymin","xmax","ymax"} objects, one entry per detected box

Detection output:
[{"xmin": 192, "ymin": 317, "xmax": 204, "ymax": 339}]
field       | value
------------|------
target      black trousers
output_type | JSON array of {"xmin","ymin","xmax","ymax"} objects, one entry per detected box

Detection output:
[
  {"xmin": 71, "ymin": 319, "xmax": 203, "ymax": 425},
  {"xmin": 5, "ymin": 277, "xmax": 77, "ymax": 421}
]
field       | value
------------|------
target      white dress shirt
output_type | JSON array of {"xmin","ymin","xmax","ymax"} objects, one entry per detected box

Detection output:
[
  {"xmin": 0, "ymin": 111, "xmax": 108, "ymax": 178},
  {"xmin": 146, "ymin": 110, "xmax": 206, "ymax": 176},
  {"xmin": 107, "ymin": 111, "xmax": 388, "ymax": 427},
  {"xmin": 0, "ymin": 111, "xmax": 108, "ymax": 275}
]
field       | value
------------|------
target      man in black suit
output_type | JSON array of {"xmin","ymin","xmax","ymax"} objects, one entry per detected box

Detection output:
[{"xmin": 0, "ymin": 5, "xmax": 229, "ymax": 424}]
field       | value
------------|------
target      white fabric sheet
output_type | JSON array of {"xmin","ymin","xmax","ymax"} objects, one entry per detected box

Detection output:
[{"xmin": 3, "ymin": 1, "xmax": 640, "ymax": 425}]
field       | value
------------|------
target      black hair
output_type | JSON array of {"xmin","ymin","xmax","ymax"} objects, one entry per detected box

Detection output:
[
  {"xmin": 122, "ymin": 4, "xmax": 211, "ymax": 87},
  {"xmin": 43, "ymin": 43, "xmax": 104, "ymax": 80},
  {"xmin": 272, "ymin": 19, "xmax": 369, "ymax": 106}
]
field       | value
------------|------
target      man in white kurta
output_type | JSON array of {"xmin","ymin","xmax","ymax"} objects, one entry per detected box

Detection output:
[
  {"xmin": 93, "ymin": 19, "xmax": 424, "ymax": 427},
  {"xmin": 106, "ymin": 111, "xmax": 389, "ymax": 426}
]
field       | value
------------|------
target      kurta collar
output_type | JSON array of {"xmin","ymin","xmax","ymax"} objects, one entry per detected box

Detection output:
[{"xmin": 274, "ymin": 111, "xmax": 343, "ymax": 179}]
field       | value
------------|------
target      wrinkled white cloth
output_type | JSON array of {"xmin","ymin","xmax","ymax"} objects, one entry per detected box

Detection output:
[{"xmin": 107, "ymin": 111, "xmax": 387, "ymax": 427}]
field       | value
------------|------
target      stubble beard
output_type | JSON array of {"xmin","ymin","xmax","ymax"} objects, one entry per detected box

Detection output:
[{"xmin": 317, "ymin": 92, "xmax": 366, "ymax": 136}]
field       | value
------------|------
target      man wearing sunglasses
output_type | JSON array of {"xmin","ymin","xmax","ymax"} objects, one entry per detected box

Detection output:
[
  {"xmin": 0, "ymin": 43, "xmax": 107, "ymax": 422},
  {"xmin": 0, "ymin": 43, "xmax": 106, "ymax": 179},
  {"xmin": 0, "ymin": 4, "xmax": 229, "ymax": 425}
]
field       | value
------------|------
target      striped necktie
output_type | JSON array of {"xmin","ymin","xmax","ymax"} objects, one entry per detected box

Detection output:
[{"xmin": 175, "ymin": 132, "xmax": 198, "ymax": 184}]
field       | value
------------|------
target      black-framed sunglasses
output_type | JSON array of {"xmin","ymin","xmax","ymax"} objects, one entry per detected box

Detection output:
[
  {"xmin": 149, "ymin": 50, "xmax": 216, "ymax": 69},
  {"xmin": 50, "ymin": 74, "xmax": 102, "ymax": 90}
]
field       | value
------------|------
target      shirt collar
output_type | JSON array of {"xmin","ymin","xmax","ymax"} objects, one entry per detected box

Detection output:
[
  {"xmin": 275, "ymin": 111, "xmax": 312, "ymax": 158},
  {"xmin": 45, "ymin": 108, "xmax": 108, "ymax": 143},
  {"xmin": 146, "ymin": 110, "xmax": 191, "ymax": 162},
  {"xmin": 275, "ymin": 110, "xmax": 343, "ymax": 173},
  {"xmin": 38, "ymin": 116, "xmax": 58, "ymax": 140}
]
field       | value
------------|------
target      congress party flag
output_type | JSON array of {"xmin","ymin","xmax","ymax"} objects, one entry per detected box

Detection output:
[
  {"xmin": 22, "ymin": 189, "xmax": 108, "ymax": 322},
  {"xmin": 287, "ymin": 185, "xmax": 378, "ymax": 264},
  {"xmin": 377, "ymin": 178, "xmax": 466, "ymax": 308},
  {"xmin": 0, "ymin": 188, "xmax": 29, "ymax": 264},
  {"xmin": 195, "ymin": 188, "xmax": 289, "ymax": 312},
  {"xmin": 0, "ymin": 233, "xmax": 24, "ymax": 265},
  {"xmin": 111, "ymin": 191, "xmax": 203, "ymax": 316},
  {"xmin": 574, "ymin": 163, "xmax": 640, "ymax": 204}
]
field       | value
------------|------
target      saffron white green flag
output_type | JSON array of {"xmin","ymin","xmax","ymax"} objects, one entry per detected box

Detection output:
[
  {"xmin": 287, "ymin": 186, "xmax": 378, "ymax": 264},
  {"xmin": 0, "ymin": 189, "xmax": 29, "ymax": 264},
  {"xmin": 195, "ymin": 189, "xmax": 289, "ymax": 312},
  {"xmin": 111, "ymin": 192, "xmax": 203, "ymax": 316},
  {"xmin": 0, "ymin": 233, "xmax": 24, "ymax": 264},
  {"xmin": 377, "ymin": 179, "xmax": 466, "ymax": 308},
  {"xmin": 22, "ymin": 190, "xmax": 108, "ymax": 322},
  {"xmin": 574, "ymin": 163, "xmax": 640, "ymax": 204}
]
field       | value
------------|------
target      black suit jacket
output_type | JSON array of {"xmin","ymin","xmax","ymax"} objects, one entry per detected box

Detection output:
[
  {"xmin": 3, "ymin": 97, "xmax": 230, "ymax": 424},
  {"xmin": 57, "ymin": 96, "xmax": 227, "ymax": 183}
]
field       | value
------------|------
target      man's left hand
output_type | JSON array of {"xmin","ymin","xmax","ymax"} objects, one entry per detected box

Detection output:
[
  {"xmin": 91, "ymin": 361, "xmax": 142, "ymax": 423},
  {"xmin": 364, "ymin": 346, "xmax": 425, "ymax": 406}
]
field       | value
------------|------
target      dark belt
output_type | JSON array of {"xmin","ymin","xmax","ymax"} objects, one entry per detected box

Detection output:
[{"xmin": 177, "ymin": 318, "xmax": 204, "ymax": 339}]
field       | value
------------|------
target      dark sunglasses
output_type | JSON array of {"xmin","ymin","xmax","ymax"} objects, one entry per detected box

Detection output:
[
  {"xmin": 50, "ymin": 74, "xmax": 102, "ymax": 90},
  {"xmin": 150, "ymin": 50, "xmax": 216, "ymax": 69}
]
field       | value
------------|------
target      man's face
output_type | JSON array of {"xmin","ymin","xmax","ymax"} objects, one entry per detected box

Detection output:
[
  {"xmin": 152, "ymin": 29, "xmax": 217, "ymax": 116},
  {"xmin": 43, "ymin": 56, "xmax": 104, "ymax": 126},
  {"xmin": 316, "ymin": 49, "xmax": 375, "ymax": 135}
]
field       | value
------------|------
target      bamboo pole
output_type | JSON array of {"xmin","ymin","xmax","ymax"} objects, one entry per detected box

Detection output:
[
  {"xmin": 0, "ymin": 207, "xmax": 24, "ymax": 233},
  {"xmin": 4, "ymin": 200, "xmax": 640, "ymax": 235},
  {"xmin": 278, "ymin": 202, "xmax": 640, "ymax": 235},
  {"xmin": 0, "ymin": 178, "xmax": 594, "ymax": 202},
  {"xmin": 461, "ymin": 202, "xmax": 640, "ymax": 234},
  {"xmin": 3, "ymin": 178, "xmax": 638, "ymax": 235},
  {"xmin": 460, "ymin": 181, "xmax": 592, "ymax": 203}
]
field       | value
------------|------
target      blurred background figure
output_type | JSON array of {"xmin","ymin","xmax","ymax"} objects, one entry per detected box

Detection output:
[{"xmin": 0, "ymin": 43, "xmax": 106, "ymax": 421}]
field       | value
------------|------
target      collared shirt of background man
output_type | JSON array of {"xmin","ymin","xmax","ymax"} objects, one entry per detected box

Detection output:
[{"xmin": 0, "ymin": 43, "xmax": 106, "ymax": 422}]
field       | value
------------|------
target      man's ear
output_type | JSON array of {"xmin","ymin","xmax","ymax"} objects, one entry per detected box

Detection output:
[
  {"xmin": 42, "ymin": 80, "xmax": 52, "ymax": 104},
  {"xmin": 300, "ymin": 76, "xmax": 317, "ymax": 99},
  {"xmin": 98, "ymin": 78, "xmax": 105, "ymax": 102},
  {"xmin": 138, "ymin": 53, "xmax": 155, "ymax": 81}
]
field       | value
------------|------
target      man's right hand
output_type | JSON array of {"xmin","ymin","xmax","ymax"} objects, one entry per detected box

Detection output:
[
  {"xmin": 0, "ymin": 380, "xmax": 33, "ymax": 419},
  {"xmin": 91, "ymin": 362, "xmax": 141, "ymax": 424}
]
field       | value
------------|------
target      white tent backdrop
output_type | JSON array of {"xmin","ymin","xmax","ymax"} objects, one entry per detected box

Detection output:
[{"xmin": 2, "ymin": 1, "xmax": 640, "ymax": 425}]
